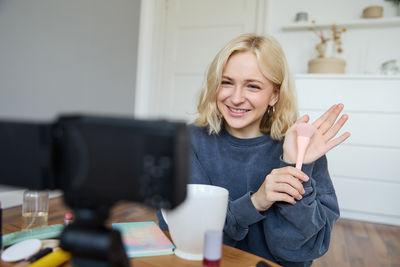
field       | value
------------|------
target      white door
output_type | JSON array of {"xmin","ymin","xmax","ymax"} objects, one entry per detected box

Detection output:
[{"xmin": 153, "ymin": 0, "xmax": 263, "ymax": 122}]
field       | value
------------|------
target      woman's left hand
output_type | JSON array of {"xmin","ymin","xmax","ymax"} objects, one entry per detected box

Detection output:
[{"xmin": 283, "ymin": 103, "xmax": 351, "ymax": 164}]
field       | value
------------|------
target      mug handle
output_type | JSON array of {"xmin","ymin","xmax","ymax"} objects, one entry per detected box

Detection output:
[{"xmin": 160, "ymin": 209, "xmax": 168, "ymax": 225}]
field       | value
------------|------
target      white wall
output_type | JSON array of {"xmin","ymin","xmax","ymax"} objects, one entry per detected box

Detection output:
[
  {"xmin": 268, "ymin": 0, "xmax": 400, "ymax": 74},
  {"xmin": 0, "ymin": 0, "xmax": 141, "ymax": 121}
]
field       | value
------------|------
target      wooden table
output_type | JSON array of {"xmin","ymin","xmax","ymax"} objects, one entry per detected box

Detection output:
[{"xmin": 1, "ymin": 197, "xmax": 280, "ymax": 267}]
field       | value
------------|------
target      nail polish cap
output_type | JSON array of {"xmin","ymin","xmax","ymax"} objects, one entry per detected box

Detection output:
[{"xmin": 64, "ymin": 213, "xmax": 73, "ymax": 220}]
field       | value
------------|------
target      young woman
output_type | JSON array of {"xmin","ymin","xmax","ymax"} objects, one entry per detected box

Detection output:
[{"xmin": 158, "ymin": 33, "xmax": 350, "ymax": 267}]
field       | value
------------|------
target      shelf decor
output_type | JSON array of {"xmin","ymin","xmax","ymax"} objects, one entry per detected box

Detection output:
[
  {"xmin": 362, "ymin": 5, "xmax": 384, "ymax": 18},
  {"xmin": 307, "ymin": 21, "xmax": 346, "ymax": 74},
  {"xmin": 281, "ymin": 17, "xmax": 400, "ymax": 31}
]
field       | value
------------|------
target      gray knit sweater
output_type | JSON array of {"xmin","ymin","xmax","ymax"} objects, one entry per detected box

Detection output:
[{"xmin": 158, "ymin": 124, "xmax": 339, "ymax": 267}]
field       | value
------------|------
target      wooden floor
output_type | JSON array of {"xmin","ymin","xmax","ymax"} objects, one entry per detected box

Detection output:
[{"xmin": 313, "ymin": 218, "xmax": 400, "ymax": 267}]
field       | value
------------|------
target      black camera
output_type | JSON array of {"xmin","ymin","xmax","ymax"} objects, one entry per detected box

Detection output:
[{"xmin": 0, "ymin": 115, "xmax": 189, "ymax": 266}]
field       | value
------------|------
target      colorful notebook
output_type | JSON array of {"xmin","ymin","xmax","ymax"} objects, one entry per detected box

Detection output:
[{"xmin": 112, "ymin": 221, "xmax": 175, "ymax": 258}]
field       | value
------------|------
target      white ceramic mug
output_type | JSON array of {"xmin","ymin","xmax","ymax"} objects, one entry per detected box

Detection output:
[{"xmin": 161, "ymin": 184, "xmax": 228, "ymax": 260}]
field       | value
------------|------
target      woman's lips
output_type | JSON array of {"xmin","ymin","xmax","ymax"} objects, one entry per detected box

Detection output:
[{"xmin": 227, "ymin": 105, "xmax": 250, "ymax": 117}]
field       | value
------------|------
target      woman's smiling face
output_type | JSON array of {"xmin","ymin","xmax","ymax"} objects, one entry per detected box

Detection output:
[{"xmin": 217, "ymin": 51, "xmax": 279, "ymax": 138}]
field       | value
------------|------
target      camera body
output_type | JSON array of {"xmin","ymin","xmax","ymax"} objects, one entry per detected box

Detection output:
[{"xmin": 0, "ymin": 115, "xmax": 189, "ymax": 210}]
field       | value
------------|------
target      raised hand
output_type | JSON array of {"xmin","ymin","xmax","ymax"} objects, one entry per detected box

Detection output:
[
  {"xmin": 283, "ymin": 103, "xmax": 351, "ymax": 165},
  {"xmin": 251, "ymin": 104, "xmax": 350, "ymax": 211}
]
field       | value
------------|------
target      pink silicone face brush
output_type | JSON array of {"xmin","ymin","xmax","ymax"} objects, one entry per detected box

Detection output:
[{"xmin": 296, "ymin": 122, "xmax": 317, "ymax": 170}]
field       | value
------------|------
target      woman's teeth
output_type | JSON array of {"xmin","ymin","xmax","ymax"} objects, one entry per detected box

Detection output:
[{"xmin": 229, "ymin": 107, "xmax": 248, "ymax": 113}]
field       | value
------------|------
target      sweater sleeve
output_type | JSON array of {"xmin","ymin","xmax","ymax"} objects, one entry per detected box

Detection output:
[
  {"xmin": 224, "ymin": 192, "xmax": 266, "ymax": 240},
  {"xmin": 264, "ymin": 155, "xmax": 340, "ymax": 262}
]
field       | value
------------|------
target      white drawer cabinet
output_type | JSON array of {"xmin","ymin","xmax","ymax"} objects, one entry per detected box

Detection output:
[{"xmin": 295, "ymin": 74, "xmax": 400, "ymax": 226}]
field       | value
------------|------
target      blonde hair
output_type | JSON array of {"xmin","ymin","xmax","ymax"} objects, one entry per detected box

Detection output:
[{"xmin": 194, "ymin": 33, "xmax": 298, "ymax": 140}]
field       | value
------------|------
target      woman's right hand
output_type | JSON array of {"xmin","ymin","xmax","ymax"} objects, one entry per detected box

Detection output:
[{"xmin": 250, "ymin": 166, "xmax": 309, "ymax": 211}]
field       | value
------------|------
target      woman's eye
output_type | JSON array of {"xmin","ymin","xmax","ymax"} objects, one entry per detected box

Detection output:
[
  {"xmin": 221, "ymin": 81, "xmax": 232, "ymax": 86},
  {"xmin": 248, "ymin": 84, "xmax": 261, "ymax": 90}
]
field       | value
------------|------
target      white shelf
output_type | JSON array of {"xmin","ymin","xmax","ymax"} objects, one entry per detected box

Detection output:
[
  {"xmin": 282, "ymin": 17, "xmax": 400, "ymax": 31},
  {"xmin": 294, "ymin": 74, "xmax": 400, "ymax": 80}
]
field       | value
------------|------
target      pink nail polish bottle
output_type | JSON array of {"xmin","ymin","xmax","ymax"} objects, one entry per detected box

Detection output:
[
  {"xmin": 203, "ymin": 230, "xmax": 223, "ymax": 267},
  {"xmin": 64, "ymin": 212, "xmax": 73, "ymax": 226}
]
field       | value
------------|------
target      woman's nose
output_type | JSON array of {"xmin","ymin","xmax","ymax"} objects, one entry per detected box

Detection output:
[{"xmin": 231, "ymin": 86, "xmax": 245, "ymax": 104}]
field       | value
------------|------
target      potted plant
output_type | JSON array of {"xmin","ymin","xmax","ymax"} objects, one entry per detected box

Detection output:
[{"xmin": 308, "ymin": 21, "xmax": 347, "ymax": 74}]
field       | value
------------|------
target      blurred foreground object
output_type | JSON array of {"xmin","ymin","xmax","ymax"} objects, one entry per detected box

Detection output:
[{"xmin": 0, "ymin": 115, "xmax": 189, "ymax": 266}]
